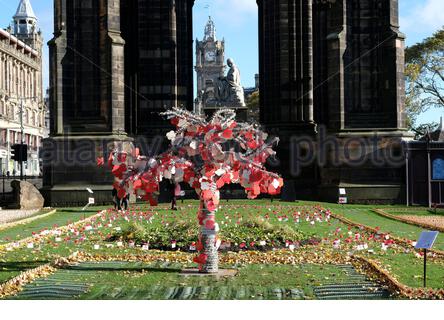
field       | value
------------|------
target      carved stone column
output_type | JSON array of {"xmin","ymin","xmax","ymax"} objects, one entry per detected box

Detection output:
[
  {"xmin": 43, "ymin": 0, "xmax": 131, "ymax": 206},
  {"xmin": 314, "ymin": 0, "xmax": 413, "ymax": 203},
  {"xmin": 386, "ymin": 0, "xmax": 407, "ymax": 130},
  {"xmin": 121, "ymin": 0, "xmax": 194, "ymax": 138},
  {"xmin": 325, "ymin": 0, "xmax": 346, "ymax": 131},
  {"xmin": 258, "ymin": 0, "xmax": 317, "ymax": 198},
  {"xmin": 258, "ymin": 0, "xmax": 315, "ymax": 128}
]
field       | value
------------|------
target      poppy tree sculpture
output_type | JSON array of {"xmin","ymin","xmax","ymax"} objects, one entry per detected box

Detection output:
[{"xmin": 101, "ymin": 108, "xmax": 283, "ymax": 273}]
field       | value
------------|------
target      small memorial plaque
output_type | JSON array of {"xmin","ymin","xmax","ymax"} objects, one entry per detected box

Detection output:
[{"xmin": 415, "ymin": 231, "xmax": 439, "ymax": 250}]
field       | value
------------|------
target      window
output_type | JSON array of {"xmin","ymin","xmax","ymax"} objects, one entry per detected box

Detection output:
[
  {"xmin": 432, "ymin": 157, "xmax": 444, "ymax": 180},
  {"xmin": 0, "ymin": 130, "xmax": 6, "ymax": 146}
]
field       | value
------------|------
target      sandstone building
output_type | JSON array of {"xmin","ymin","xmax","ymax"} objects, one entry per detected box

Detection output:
[{"xmin": 0, "ymin": 0, "xmax": 45, "ymax": 177}]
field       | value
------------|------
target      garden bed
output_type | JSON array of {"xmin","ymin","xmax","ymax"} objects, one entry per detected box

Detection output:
[{"xmin": 0, "ymin": 201, "xmax": 443, "ymax": 299}]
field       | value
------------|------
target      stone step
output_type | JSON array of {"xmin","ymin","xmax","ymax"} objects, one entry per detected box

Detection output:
[
  {"xmin": 22, "ymin": 285, "xmax": 88, "ymax": 292},
  {"xmin": 314, "ymin": 283, "xmax": 378, "ymax": 290},
  {"xmin": 317, "ymin": 292, "xmax": 389, "ymax": 300},
  {"xmin": 314, "ymin": 288, "xmax": 386, "ymax": 297}
]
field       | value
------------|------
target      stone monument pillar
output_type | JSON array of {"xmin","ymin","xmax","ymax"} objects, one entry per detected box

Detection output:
[
  {"xmin": 258, "ymin": 0, "xmax": 315, "ymax": 129},
  {"xmin": 42, "ymin": 0, "xmax": 131, "ymax": 206},
  {"xmin": 258, "ymin": 0, "xmax": 318, "ymax": 199},
  {"xmin": 121, "ymin": 0, "xmax": 194, "ymax": 138},
  {"xmin": 313, "ymin": 0, "xmax": 413, "ymax": 203}
]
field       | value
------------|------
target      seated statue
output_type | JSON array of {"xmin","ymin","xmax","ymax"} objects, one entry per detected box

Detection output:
[{"xmin": 215, "ymin": 58, "xmax": 246, "ymax": 108}]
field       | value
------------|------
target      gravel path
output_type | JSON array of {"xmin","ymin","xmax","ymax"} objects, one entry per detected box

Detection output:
[
  {"xmin": 401, "ymin": 215, "xmax": 444, "ymax": 230},
  {"xmin": 0, "ymin": 209, "xmax": 40, "ymax": 225}
]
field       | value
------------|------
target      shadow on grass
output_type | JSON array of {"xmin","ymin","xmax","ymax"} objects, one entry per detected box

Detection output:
[
  {"xmin": 0, "ymin": 261, "xmax": 48, "ymax": 272},
  {"xmin": 58, "ymin": 209, "xmax": 99, "ymax": 214},
  {"xmin": 62, "ymin": 266, "xmax": 181, "ymax": 274},
  {"xmin": 427, "ymin": 209, "xmax": 444, "ymax": 216}
]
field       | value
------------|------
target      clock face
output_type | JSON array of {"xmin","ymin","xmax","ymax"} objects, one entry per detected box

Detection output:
[{"xmin": 205, "ymin": 51, "xmax": 216, "ymax": 62}]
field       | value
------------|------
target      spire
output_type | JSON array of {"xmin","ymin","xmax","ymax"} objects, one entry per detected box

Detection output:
[
  {"xmin": 14, "ymin": 0, "xmax": 36, "ymax": 19},
  {"xmin": 204, "ymin": 16, "xmax": 216, "ymax": 41},
  {"xmin": 13, "ymin": 0, "xmax": 37, "ymax": 36}
]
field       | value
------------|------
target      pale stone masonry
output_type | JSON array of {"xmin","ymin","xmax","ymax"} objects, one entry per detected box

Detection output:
[{"xmin": 0, "ymin": 0, "xmax": 45, "ymax": 176}]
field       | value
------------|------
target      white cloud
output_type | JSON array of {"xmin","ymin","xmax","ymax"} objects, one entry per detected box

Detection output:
[
  {"xmin": 418, "ymin": 0, "xmax": 444, "ymax": 30},
  {"xmin": 196, "ymin": 0, "xmax": 257, "ymax": 28},
  {"xmin": 401, "ymin": 0, "xmax": 444, "ymax": 41}
]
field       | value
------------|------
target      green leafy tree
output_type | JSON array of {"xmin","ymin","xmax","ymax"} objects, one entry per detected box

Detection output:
[
  {"xmin": 246, "ymin": 90, "xmax": 260, "ymax": 122},
  {"xmin": 405, "ymin": 27, "xmax": 444, "ymax": 131}
]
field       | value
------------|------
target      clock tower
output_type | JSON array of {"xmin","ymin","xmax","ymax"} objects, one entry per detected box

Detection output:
[{"xmin": 195, "ymin": 16, "xmax": 225, "ymax": 115}]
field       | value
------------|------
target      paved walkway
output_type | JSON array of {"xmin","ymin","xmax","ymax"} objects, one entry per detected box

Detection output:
[{"xmin": 0, "ymin": 209, "xmax": 40, "ymax": 225}]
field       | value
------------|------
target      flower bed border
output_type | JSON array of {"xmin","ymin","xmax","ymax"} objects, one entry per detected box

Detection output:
[
  {"xmin": 351, "ymin": 255, "xmax": 444, "ymax": 300},
  {"xmin": 372, "ymin": 208, "xmax": 444, "ymax": 233},
  {"xmin": 0, "ymin": 209, "xmax": 57, "ymax": 232},
  {"xmin": 329, "ymin": 211, "xmax": 444, "ymax": 257},
  {"xmin": 0, "ymin": 210, "xmax": 106, "ymax": 254}
]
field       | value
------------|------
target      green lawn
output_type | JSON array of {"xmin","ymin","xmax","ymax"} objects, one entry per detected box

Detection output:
[
  {"xmin": 9, "ymin": 262, "xmax": 372, "ymax": 300},
  {"xmin": 327, "ymin": 206, "xmax": 444, "ymax": 251},
  {"xmin": 376, "ymin": 253, "xmax": 444, "ymax": 289},
  {"xmin": 0, "ymin": 207, "xmax": 107, "ymax": 244},
  {"xmin": 1, "ymin": 200, "xmax": 444, "ymax": 298}
]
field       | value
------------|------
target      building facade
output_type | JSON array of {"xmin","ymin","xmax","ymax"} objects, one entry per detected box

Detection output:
[
  {"xmin": 407, "ymin": 120, "xmax": 444, "ymax": 207},
  {"xmin": 46, "ymin": 0, "xmax": 410, "ymax": 205},
  {"xmin": 258, "ymin": 0, "xmax": 410, "ymax": 202},
  {"xmin": 0, "ymin": 0, "xmax": 45, "ymax": 177}
]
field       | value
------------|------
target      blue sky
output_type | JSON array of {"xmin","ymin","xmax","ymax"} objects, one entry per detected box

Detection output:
[{"xmin": 0, "ymin": 0, "xmax": 442, "ymax": 124}]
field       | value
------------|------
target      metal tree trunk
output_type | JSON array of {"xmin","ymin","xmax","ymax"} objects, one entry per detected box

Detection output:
[{"xmin": 200, "ymin": 200, "xmax": 219, "ymax": 273}]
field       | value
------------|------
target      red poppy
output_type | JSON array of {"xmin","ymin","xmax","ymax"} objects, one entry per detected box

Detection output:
[
  {"xmin": 202, "ymin": 190, "xmax": 213, "ymax": 201},
  {"xmin": 249, "ymin": 170, "xmax": 262, "ymax": 183},
  {"xmin": 133, "ymin": 179, "xmax": 142, "ymax": 190},
  {"xmin": 222, "ymin": 129, "xmax": 233, "ymax": 139},
  {"xmin": 216, "ymin": 177, "xmax": 225, "ymax": 189},
  {"xmin": 112, "ymin": 164, "xmax": 127, "ymax": 179},
  {"xmin": 206, "ymin": 200, "xmax": 217, "ymax": 212},
  {"xmin": 171, "ymin": 117, "xmax": 179, "ymax": 126},
  {"xmin": 205, "ymin": 220, "xmax": 215, "ymax": 230},
  {"xmin": 193, "ymin": 253, "xmax": 208, "ymax": 264},
  {"xmin": 117, "ymin": 153, "xmax": 127, "ymax": 163}
]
